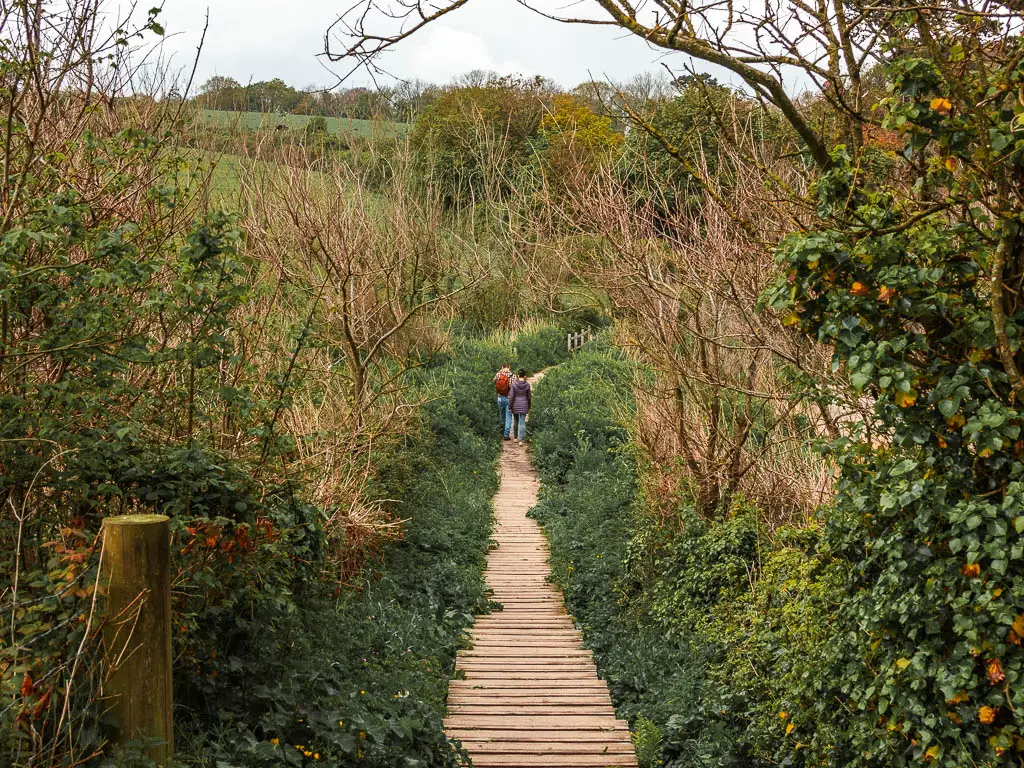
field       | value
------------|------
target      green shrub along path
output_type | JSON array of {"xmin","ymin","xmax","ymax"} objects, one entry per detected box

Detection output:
[
  {"xmin": 526, "ymin": 345, "xmax": 826, "ymax": 768},
  {"xmin": 169, "ymin": 335, "xmax": 520, "ymax": 767}
]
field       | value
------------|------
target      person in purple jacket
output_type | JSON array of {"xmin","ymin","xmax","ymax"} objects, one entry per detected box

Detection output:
[{"xmin": 505, "ymin": 368, "xmax": 532, "ymax": 445}]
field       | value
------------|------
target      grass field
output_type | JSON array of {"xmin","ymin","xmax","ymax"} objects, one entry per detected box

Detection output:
[{"xmin": 198, "ymin": 109, "xmax": 408, "ymax": 138}]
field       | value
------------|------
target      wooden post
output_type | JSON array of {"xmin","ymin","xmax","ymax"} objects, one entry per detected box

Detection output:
[
  {"xmin": 567, "ymin": 332, "xmax": 571, "ymax": 352},
  {"xmin": 102, "ymin": 514, "xmax": 173, "ymax": 766}
]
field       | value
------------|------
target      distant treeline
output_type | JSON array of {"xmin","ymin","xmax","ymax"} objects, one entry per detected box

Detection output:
[
  {"xmin": 192, "ymin": 69, "xmax": 696, "ymax": 126},
  {"xmin": 195, "ymin": 75, "xmax": 449, "ymax": 123}
]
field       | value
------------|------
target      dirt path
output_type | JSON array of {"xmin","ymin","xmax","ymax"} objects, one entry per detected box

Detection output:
[{"xmin": 444, "ymin": 398, "xmax": 637, "ymax": 767}]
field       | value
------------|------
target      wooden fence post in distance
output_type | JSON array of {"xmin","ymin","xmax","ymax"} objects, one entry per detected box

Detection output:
[{"xmin": 102, "ymin": 514, "xmax": 173, "ymax": 766}]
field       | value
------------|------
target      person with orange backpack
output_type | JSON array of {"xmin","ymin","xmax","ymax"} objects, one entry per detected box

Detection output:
[{"xmin": 494, "ymin": 363, "xmax": 513, "ymax": 437}]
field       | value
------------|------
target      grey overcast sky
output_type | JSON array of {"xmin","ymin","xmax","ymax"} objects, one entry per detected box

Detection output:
[{"xmin": 155, "ymin": 0, "xmax": 715, "ymax": 91}]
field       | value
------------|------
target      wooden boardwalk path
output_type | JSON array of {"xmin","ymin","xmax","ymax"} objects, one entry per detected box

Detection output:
[{"xmin": 445, "ymin": 437, "xmax": 637, "ymax": 767}]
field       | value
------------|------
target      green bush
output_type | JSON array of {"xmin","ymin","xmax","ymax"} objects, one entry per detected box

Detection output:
[
  {"xmin": 526, "ymin": 347, "xmax": 833, "ymax": 768},
  {"xmin": 174, "ymin": 337, "xmax": 506, "ymax": 767}
]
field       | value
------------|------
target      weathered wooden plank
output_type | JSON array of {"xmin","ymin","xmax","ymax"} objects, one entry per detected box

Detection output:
[
  {"xmin": 449, "ymin": 706, "xmax": 618, "ymax": 716},
  {"xmin": 450, "ymin": 684, "xmax": 610, "ymax": 693},
  {"xmin": 455, "ymin": 742, "xmax": 635, "ymax": 753},
  {"xmin": 445, "ymin": 716, "xmax": 626, "ymax": 728},
  {"xmin": 448, "ymin": 694, "xmax": 612, "ymax": 705},
  {"xmin": 448, "ymin": 730, "xmax": 631, "ymax": 742},
  {"xmin": 467, "ymin": 755, "xmax": 637, "ymax": 767}
]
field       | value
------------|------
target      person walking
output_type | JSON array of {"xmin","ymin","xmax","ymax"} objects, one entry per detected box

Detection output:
[
  {"xmin": 494, "ymin": 362, "xmax": 513, "ymax": 437},
  {"xmin": 506, "ymin": 368, "xmax": 532, "ymax": 445}
]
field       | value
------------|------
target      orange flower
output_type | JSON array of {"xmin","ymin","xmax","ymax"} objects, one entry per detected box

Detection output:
[
  {"xmin": 986, "ymin": 658, "xmax": 1005, "ymax": 685},
  {"xmin": 851, "ymin": 281, "xmax": 871, "ymax": 296},
  {"xmin": 930, "ymin": 97, "xmax": 953, "ymax": 115},
  {"xmin": 961, "ymin": 562, "xmax": 981, "ymax": 577},
  {"xmin": 979, "ymin": 705, "xmax": 997, "ymax": 724}
]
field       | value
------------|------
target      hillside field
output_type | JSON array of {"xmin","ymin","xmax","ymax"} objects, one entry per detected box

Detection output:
[{"xmin": 198, "ymin": 108, "xmax": 409, "ymax": 138}]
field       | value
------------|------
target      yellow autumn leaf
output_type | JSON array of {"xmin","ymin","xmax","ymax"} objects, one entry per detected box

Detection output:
[
  {"xmin": 786, "ymin": 722, "xmax": 795, "ymax": 735},
  {"xmin": 782, "ymin": 312, "xmax": 800, "ymax": 327},
  {"xmin": 930, "ymin": 97, "xmax": 953, "ymax": 115},
  {"xmin": 895, "ymin": 657, "xmax": 912, "ymax": 671},
  {"xmin": 925, "ymin": 745, "xmax": 940, "ymax": 761},
  {"xmin": 980, "ymin": 447, "xmax": 994, "ymax": 458},
  {"xmin": 895, "ymin": 390, "xmax": 918, "ymax": 408},
  {"xmin": 947, "ymin": 689, "xmax": 969, "ymax": 705}
]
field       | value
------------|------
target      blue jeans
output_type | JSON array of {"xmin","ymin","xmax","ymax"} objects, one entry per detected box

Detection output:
[
  {"xmin": 507, "ymin": 412, "xmax": 526, "ymax": 441},
  {"xmin": 497, "ymin": 395, "xmax": 509, "ymax": 434}
]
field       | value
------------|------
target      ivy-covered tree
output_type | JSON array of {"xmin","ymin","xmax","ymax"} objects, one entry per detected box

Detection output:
[{"xmin": 764, "ymin": 16, "xmax": 1024, "ymax": 768}]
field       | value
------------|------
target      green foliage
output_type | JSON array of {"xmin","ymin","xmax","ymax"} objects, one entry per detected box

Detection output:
[
  {"xmin": 528, "ymin": 348, "xmax": 631, "ymax": 479},
  {"xmin": 173, "ymin": 337, "xmax": 506, "ymax": 767},
  {"xmin": 620, "ymin": 76, "xmax": 788, "ymax": 221},
  {"xmin": 633, "ymin": 716, "xmax": 664, "ymax": 768},
  {"xmin": 409, "ymin": 77, "xmax": 547, "ymax": 206},
  {"xmin": 763, "ymin": 31, "xmax": 1024, "ymax": 768},
  {"xmin": 537, "ymin": 94, "xmax": 624, "ymax": 198},
  {"xmin": 512, "ymin": 325, "xmax": 577, "ymax": 375},
  {"xmin": 527, "ymin": 350, "xmax": 837, "ymax": 768}
]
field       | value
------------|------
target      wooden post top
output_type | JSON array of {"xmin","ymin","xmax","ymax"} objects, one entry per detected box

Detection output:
[{"xmin": 104, "ymin": 514, "xmax": 170, "ymax": 526}]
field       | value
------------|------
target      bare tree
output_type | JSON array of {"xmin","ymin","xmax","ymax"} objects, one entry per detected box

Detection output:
[{"xmin": 323, "ymin": 0, "xmax": 900, "ymax": 167}]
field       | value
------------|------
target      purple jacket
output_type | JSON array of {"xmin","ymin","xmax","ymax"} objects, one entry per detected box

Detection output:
[{"xmin": 508, "ymin": 379, "xmax": 532, "ymax": 415}]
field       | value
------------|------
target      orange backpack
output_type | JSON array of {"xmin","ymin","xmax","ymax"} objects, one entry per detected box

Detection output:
[{"xmin": 495, "ymin": 371, "xmax": 512, "ymax": 396}]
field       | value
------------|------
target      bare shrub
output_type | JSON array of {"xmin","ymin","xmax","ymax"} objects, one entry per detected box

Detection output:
[
  {"xmin": 231, "ymin": 141, "xmax": 485, "ymax": 571},
  {"xmin": 545, "ymin": 148, "xmax": 860, "ymax": 527}
]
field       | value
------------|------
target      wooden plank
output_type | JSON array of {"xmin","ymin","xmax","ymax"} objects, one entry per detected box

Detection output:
[
  {"xmin": 445, "ymin": 716, "xmax": 626, "ymax": 728},
  {"xmin": 448, "ymin": 730, "xmax": 631, "ymax": 742},
  {"xmin": 457, "ymin": 742, "xmax": 635, "ymax": 754},
  {"xmin": 452, "ymin": 684, "xmax": 610, "ymax": 696},
  {"xmin": 449, "ymin": 706, "xmax": 617, "ymax": 716},
  {"xmin": 448, "ymin": 695, "xmax": 612, "ymax": 705},
  {"xmin": 467, "ymin": 755, "xmax": 636, "ymax": 767}
]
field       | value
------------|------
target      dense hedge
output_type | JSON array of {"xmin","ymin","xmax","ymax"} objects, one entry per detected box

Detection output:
[
  {"xmin": 528, "ymin": 348, "xmax": 834, "ymax": 768},
  {"xmin": 172, "ymin": 336, "xmax": 510, "ymax": 767}
]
